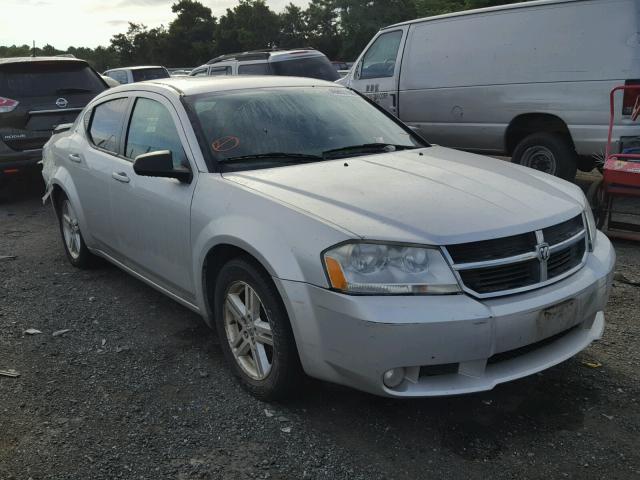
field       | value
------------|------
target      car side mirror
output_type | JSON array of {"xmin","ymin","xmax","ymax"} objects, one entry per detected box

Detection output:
[{"xmin": 133, "ymin": 150, "xmax": 192, "ymax": 183}]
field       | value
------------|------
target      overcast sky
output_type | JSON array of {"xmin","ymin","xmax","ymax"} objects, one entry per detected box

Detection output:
[{"xmin": 1, "ymin": 0, "xmax": 309, "ymax": 49}]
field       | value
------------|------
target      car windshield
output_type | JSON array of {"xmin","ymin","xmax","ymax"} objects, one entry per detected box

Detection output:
[
  {"xmin": 132, "ymin": 68, "xmax": 169, "ymax": 82},
  {"xmin": 270, "ymin": 56, "xmax": 340, "ymax": 81},
  {"xmin": 0, "ymin": 61, "xmax": 105, "ymax": 97},
  {"xmin": 186, "ymin": 87, "xmax": 426, "ymax": 171}
]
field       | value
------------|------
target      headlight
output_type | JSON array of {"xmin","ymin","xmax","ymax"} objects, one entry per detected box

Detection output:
[{"xmin": 322, "ymin": 242, "xmax": 460, "ymax": 295}]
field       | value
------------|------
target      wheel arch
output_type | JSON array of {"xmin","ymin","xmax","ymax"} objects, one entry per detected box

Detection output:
[{"xmin": 505, "ymin": 113, "xmax": 574, "ymax": 155}]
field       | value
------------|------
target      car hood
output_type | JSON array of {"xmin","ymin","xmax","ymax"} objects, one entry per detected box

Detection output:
[{"xmin": 223, "ymin": 146, "xmax": 585, "ymax": 245}]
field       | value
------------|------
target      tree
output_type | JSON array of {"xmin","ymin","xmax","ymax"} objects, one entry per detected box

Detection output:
[
  {"xmin": 336, "ymin": 0, "xmax": 417, "ymax": 60},
  {"xmin": 304, "ymin": 0, "xmax": 341, "ymax": 59},
  {"xmin": 165, "ymin": 0, "xmax": 217, "ymax": 66},
  {"xmin": 215, "ymin": 0, "xmax": 280, "ymax": 55},
  {"xmin": 278, "ymin": 3, "xmax": 307, "ymax": 49}
]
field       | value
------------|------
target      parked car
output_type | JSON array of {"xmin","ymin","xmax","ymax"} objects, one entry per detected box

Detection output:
[
  {"xmin": 168, "ymin": 68, "xmax": 193, "ymax": 77},
  {"xmin": 190, "ymin": 48, "xmax": 340, "ymax": 81},
  {"xmin": 337, "ymin": 0, "xmax": 640, "ymax": 180},
  {"xmin": 42, "ymin": 77, "xmax": 614, "ymax": 400},
  {"xmin": 103, "ymin": 66, "xmax": 170, "ymax": 84},
  {"xmin": 0, "ymin": 56, "xmax": 106, "ymax": 179}
]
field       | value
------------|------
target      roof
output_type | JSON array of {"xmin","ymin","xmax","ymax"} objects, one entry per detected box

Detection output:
[
  {"xmin": 105, "ymin": 65, "xmax": 166, "ymax": 71},
  {"xmin": 384, "ymin": 0, "xmax": 583, "ymax": 29},
  {"xmin": 104, "ymin": 75, "xmax": 340, "ymax": 97},
  {"xmin": 207, "ymin": 48, "xmax": 321, "ymax": 65},
  {"xmin": 0, "ymin": 56, "xmax": 87, "ymax": 65}
]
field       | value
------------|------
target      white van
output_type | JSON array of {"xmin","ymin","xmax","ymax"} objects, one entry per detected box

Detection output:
[{"xmin": 338, "ymin": 0, "xmax": 640, "ymax": 179}]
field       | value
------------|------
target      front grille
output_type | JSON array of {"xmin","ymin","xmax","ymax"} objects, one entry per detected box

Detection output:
[
  {"xmin": 445, "ymin": 215, "xmax": 587, "ymax": 297},
  {"xmin": 459, "ymin": 258, "xmax": 540, "ymax": 294},
  {"xmin": 446, "ymin": 232, "xmax": 536, "ymax": 263}
]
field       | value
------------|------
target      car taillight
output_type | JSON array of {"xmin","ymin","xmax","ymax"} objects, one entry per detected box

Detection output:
[
  {"xmin": 0, "ymin": 96, "xmax": 19, "ymax": 113},
  {"xmin": 622, "ymin": 80, "xmax": 640, "ymax": 116}
]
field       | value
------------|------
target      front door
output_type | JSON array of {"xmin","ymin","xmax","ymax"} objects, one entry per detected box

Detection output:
[
  {"xmin": 108, "ymin": 93, "xmax": 197, "ymax": 301},
  {"xmin": 349, "ymin": 27, "xmax": 408, "ymax": 116}
]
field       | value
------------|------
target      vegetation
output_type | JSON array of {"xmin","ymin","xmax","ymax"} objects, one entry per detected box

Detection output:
[{"xmin": 0, "ymin": 0, "xmax": 528, "ymax": 71}]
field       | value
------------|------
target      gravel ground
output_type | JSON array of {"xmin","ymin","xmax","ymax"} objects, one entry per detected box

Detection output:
[{"xmin": 1, "ymin": 172, "xmax": 639, "ymax": 480}]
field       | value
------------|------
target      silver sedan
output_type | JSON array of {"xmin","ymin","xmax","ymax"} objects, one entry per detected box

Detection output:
[{"xmin": 42, "ymin": 77, "xmax": 615, "ymax": 399}]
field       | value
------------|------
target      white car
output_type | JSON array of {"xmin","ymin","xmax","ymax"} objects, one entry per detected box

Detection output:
[
  {"xmin": 103, "ymin": 66, "xmax": 170, "ymax": 84},
  {"xmin": 41, "ymin": 77, "xmax": 615, "ymax": 400}
]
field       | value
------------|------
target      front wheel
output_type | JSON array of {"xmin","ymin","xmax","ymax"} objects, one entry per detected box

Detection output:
[
  {"xmin": 512, "ymin": 132, "xmax": 577, "ymax": 180},
  {"xmin": 214, "ymin": 257, "xmax": 303, "ymax": 401}
]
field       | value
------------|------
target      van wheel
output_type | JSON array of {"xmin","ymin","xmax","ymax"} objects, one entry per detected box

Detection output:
[
  {"xmin": 57, "ymin": 196, "xmax": 95, "ymax": 268},
  {"xmin": 214, "ymin": 257, "xmax": 303, "ymax": 401},
  {"xmin": 512, "ymin": 133, "xmax": 577, "ymax": 180}
]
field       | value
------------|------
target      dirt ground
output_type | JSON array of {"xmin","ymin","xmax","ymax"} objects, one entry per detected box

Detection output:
[{"xmin": 1, "ymin": 171, "xmax": 639, "ymax": 480}]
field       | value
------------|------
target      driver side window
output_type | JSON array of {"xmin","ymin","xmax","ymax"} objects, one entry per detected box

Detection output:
[
  {"xmin": 360, "ymin": 30, "xmax": 403, "ymax": 80},
  {"xmin": 125, "ymin": 98, "xmax": 188, "ymax": 169}
]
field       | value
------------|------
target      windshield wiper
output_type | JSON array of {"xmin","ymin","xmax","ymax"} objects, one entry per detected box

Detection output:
[
  {"xmin": 218, "ymin": 152, "xmax": 324, "ymax": 163},
  {"xmin": 322, "ymin": 143, "xmax": 417, "ymax": 159},
  {"xmin": 56, "ymin": 88, "xmax": 93, "ymax": 94}
]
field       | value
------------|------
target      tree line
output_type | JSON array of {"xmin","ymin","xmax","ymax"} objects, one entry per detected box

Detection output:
[{"xmin": 0, "ymin": 0, "xmax": 527, "ymax": 72}]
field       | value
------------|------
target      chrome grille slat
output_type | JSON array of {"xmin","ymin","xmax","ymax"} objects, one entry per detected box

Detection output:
[{"xmin": 444, "ymin": 214, "xmax": 587, "ymax": 298}]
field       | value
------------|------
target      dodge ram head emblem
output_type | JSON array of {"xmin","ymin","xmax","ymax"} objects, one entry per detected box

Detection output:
[
  {"xmin": 537, "ymin": 242, "xmax": 550, "ymax": 262},
  {"xmin": 56, "ymin": 98, "xmax": 68, "ymax": 109}
]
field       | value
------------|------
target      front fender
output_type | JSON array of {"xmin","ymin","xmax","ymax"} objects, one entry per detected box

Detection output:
[{"xmin": 190, "ymin": 175, "xmax": 351, "ymax": 319}]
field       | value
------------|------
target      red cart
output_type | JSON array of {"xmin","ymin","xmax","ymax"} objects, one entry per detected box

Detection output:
[{"xmin": 588, "ymin": 85, "xmax": 640, "ymax": 241}]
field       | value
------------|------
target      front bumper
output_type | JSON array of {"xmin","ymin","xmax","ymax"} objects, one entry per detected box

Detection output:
[{"xmin": 276, "ymin": 231, "xmax": 615, "ymax": 397}]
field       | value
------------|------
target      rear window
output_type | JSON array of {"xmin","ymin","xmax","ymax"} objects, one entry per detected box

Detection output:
[
  {"xmin": 270, "ymin": 56, "xmax": 340, "ymax": 81},
  {"xmin": 0, "ymin": 61, "xmax": 105, "ymax": 98},
  {"xmin": 131, "ymin": 68, "xmax": 169, "ymax": 82}
]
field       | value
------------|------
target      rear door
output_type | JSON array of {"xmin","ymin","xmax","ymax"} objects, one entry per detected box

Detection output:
[
  {"xmin": 109, "ymin": 93, "xmax": 197, "ymax": 300},
  {"xmin": 0, "ymin": 61, "xmax": 106, "ymax": 153},
  {"xmin": 349, "ymin": 27, "xmax": 408, "ymax": 116}
]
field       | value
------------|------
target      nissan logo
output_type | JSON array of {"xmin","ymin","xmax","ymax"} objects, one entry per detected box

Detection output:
[
  {"xmin": 537, "ymin": 242, "xmax": 550, "ymax": 262},
  {"xmin": 55, "ymin": 98, "xmax": 68, "ymax": 109}
]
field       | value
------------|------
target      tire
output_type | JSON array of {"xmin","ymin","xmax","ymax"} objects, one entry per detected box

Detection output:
[
  {"xmin": 214, "ymin": 257, "xmax": 303, "ymax": 401},
  {"xmin": 57, "ymin": 195, "xmax": 96, "ymax": 268},
  {"xmin": 512, "ymin": 132, "xmax": 578, "ymax": 180}
]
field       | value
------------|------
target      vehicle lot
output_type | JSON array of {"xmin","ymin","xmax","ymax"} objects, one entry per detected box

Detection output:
[{"xmin": 1, "ymin": 173, "xmax": 639, "ymax": 480}]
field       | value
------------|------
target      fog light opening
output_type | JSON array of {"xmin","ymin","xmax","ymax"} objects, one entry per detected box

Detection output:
[{"xmin": 382, "ymin": 367, "xmax": 405, "ymax": 389}]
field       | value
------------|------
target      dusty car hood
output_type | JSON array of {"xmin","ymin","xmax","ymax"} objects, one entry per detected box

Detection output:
[{"xmin": 223, "ymin": 146, "xmax": 585, "ymax": 245}]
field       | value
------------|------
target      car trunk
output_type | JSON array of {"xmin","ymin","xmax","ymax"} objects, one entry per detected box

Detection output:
[{"xmin": 0, "ymin": 60, "xmax": 105, "ymax": 152}]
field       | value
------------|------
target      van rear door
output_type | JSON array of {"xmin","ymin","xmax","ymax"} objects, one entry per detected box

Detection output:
[{"xmin": 349, "ymin": 26, "xmax": 408, "ymax": 116}]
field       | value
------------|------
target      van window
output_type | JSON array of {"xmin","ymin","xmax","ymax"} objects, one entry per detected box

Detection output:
[
  {"xmin": 238, "ymin": 63, "xmax": 271, "ymax": 75},
  {"xmin": 125, "ymin": 97, "xmax": 188, "ymax": 169},
  {"xmin": 191, "ymin": 68, "xmax": 208, "ymax": 77},
  {"xmin": 89, "ymin": 98, "xmax": 129, "ymax": 154},
  {"xmin": 360, "ymin": 30, "xmax": 403, "ymax": 79},
  {"xmin": 209, "ymin": 66, "xmax": 231, "ymax": 76}
]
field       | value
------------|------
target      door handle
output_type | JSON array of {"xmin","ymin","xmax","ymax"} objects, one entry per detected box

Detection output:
[
  {"xmin": 68, "ymin": 153, "xmax": 82, "ymax": 163},
  {"xmin": 112, "ymin": 171, "xmax": 130, "ymax": 183}
]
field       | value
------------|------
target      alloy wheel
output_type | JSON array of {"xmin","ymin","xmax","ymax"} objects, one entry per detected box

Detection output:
[
  {"xmin": 61, "ymin": 200, "xmax": 82, "ymax": 260},
  {"xmin": 223, "ymin": 281, "xmax": 274, "ymax": 380}
]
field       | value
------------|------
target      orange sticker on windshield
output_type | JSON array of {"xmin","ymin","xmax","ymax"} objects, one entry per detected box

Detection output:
[{"xmin": 212, "ymin": 135, "xmax": 240, "ymax": 152}]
